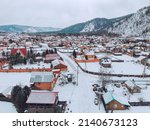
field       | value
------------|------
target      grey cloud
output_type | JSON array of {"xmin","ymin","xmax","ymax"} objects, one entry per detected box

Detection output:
[{"xmin": 0, "ymin": 0, "xmax": 149, "ymax": 28}]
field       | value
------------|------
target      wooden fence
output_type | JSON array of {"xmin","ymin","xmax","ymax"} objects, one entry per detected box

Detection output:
[
  {"xmin": 129, "ymin": 102, "xmax": 150, "ymax": 106},
  {"xmin": 74, "ymin": 59, "xmax": 150, "ymax": 78}
]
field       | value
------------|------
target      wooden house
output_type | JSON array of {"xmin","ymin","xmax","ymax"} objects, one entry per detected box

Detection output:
[
  {"xmin": 132, "ymin": 47, "xmax": 141, "ymax": 57},
  {"xmin": 30, "ymin": 72, "xmax": 55, "ymax": 90},
  {"xmin": 44, "ymin": 54, "xmax": 61, "ymax": 63},
  {"xmin": 124, "ymin": 80, "xmax": 141, "ymax": 94},
  {"xmin": 102, "ymin": 92, "xmax": 130, "ymax": 111},
  {"xmin": 51, "ymin": 59, "xmax": 67, "ymax": 71},
  {"xmin": 26, "ymin": 90, "xmax": 59, "ymax": 113},
  {"xmin": 11, "ymin": 48, "xmax": 27, "ymax": 57},
  {"xmin": 84, "ymin": 51, "xmax": 96, "ymax": 60}
]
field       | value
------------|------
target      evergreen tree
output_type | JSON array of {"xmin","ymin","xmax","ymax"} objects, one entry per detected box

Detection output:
[
  {"xmin": 73, "ymin": 50, "xmax": 77, "ymax": 58},
  {"xmin": 42, "ymin": 51, "xmax": 46, "ymax": 57},
  {"xmin": 11, "ymin": 85, "xmax": 31, "ymax": 113},
  {"xmin": 23, "ymin": 57, "xmax": 27, "ymax": 65},
  {"xmin": 23, "ymin": 86, "xmax": 31, "ymax": 98},
  {"xmin": 15, "ymin": 89, "xmax": 26, "ymax": 113},
  {"xmin": 54, "ymin": 48, "xmax": 57, "ymax": 54},
  {"xmin": 2, "ymin": 51, "xmax": 5, "ymax": 56},
  {"xmin": 11, "ymin": 85, "xmax": 22, "ymax": 104}
]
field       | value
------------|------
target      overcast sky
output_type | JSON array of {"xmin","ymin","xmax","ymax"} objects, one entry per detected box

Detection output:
[{"xmin": 0, "ymin": 0, "xmax": 149, "ymax": 28}]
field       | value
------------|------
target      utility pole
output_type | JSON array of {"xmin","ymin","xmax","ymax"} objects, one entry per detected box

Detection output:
[
  {"xmin": 76, "ymin": 65, "xmax": 79, "ymax": 86},
  {"xmin": 142, "ymin": 61, "xmax": 147, "ymax": 78}
]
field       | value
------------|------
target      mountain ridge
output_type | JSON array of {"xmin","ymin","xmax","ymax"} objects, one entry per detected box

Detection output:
[
  {"xmin": 0, "ymin": 24, "xmax": 61, "ymax": 33},
  {"xmin": 0, "ymin": 5, "xmax": 150, "ymax": 36}
]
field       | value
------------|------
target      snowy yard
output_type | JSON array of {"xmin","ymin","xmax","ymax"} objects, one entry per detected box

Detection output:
[
  {"xmin": 114, "ymin": 106, "xmax": 150, "ymax": 113},
  {"xmin": 0, "ymin": 101, "xmax": 17, "ymax": 113},
  {"xmin": 13, "ymin": 62, "xmax": 51, "ymax": 69},
  {"xmin": 0, "ymin": 52, "xmax": 150, "ymax": 113},
  {"xmin": 0, "ymin": 73, "xmax": 31, "ymax": 93},
  {"xmin": 79, "ymin": 54, "xmax": 150, "ymax": 75},
  {"xmin": 129, "ymin": 84, "xmax": 150, "ymax": 102}
]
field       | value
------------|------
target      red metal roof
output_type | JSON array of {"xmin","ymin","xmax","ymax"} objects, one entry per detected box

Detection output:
[{"xmin": 11, "ymin": 48, "xmax": 27, "ymax": 57}]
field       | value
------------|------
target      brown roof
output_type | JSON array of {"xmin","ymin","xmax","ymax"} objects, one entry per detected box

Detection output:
[
  {"xmin": 26, "ymin": 90, "xmax": 58, "ymax": 104},
  {"xmin": 45, "ymin": 54, "xmax": 60, "ymax": 61}
]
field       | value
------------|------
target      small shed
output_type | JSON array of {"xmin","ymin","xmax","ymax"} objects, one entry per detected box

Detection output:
[
  {"xmin": 124, "ymin": 80, "xmax": 141, "ymax": 94},
  {"xmin": 26, "ymin": 90, "xmax": 59, "ymax": 113}
]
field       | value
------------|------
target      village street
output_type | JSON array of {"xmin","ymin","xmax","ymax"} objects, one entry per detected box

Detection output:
[{"xmin": 54, "ymin": 52, "xmax": 106, "ymax": 113}]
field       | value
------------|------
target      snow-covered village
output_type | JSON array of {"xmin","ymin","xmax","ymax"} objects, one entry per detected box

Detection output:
[
  {"xmin": 0, "ymin": 32, "xmax": 150, "ymax": 113},
  {"xmin": 0, "ymin": 1, "xmax": 150, "ymax": 113}
]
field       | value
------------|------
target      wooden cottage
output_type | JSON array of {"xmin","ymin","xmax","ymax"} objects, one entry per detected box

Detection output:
[
  {"xmin": 44, "ymin": 54, "xmax": 61, "ymax": 63},
  {"xmin": 26, "ymin": 90, "xmax": 59, "ymax": 113},
  {"xmin": 30, "ymin": 72, "xmax": 56, "ymax": 90},
  {"xmin": 84, "ymin": 51, "xmax": 96, "ymax": 60},
  {"xmin": 124, "ymin": 80, "xmax": 141, "ymax": 94},
  {"xmin": 103, "ymin": 92, "xmax": 130, "ymax": 111},
  {"xmin": 51, "ymin": 59, "xmax": 67, "ymax": 71}
]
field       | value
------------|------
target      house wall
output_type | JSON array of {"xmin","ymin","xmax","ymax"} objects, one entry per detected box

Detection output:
[
  {"xmin": 35, "ymin": 82, "xmax": 54, "ymax": 90},
  {"xmin": 124, "ymin": 84, "xmax": 141, "ymax": 94},
  {"xmin": 101, "ymin": 63, "xmax": 111, "ymax": 68},
  {"xmin": 85, "ymin": 55, "xmax": 95, "ymax": 59},
  {"xmin": 106, "ymin": 100, "xmax": 126, "ymax": 110},
  {"xmin": 27, "ymin": 105, "xmax": 56, "ymax": 113},
  {"xmin": 54, "ymin": 64, "xmax": 67, "ymax": 70}
]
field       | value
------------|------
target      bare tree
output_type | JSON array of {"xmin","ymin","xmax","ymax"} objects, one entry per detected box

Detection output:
[{"xmin": 97, "ymin": 66, "xmax": 111, "ymax": 90}]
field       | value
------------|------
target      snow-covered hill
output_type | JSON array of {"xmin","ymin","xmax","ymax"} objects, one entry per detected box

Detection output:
[
  {"xmin": 0, "ymin": 25, "xmax": 61, "ymax": 33},
  {"xmin": 61, "ymin": 5, "xmax": 150, "ymax": 36},
  {"xmin": 109, "ymin": 5, "xmax": 150, "ymax": 36}
]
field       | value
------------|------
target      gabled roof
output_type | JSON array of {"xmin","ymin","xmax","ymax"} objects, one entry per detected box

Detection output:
[
  {"xmin": 101, "ymin": 58, "xmax": 111, "ymax": 64},
  {"xmin": 30, "ymin": 72, "xmax": 54, "ymax": 83},
  {"xmin": 11, "ymin": 48, "xmax": 27, "ymax": 57},
  {"xmin": 125, "ymin": 80, "xmax": 135, "ymax": 89},
  {"xmin": 85, "ymin": 51, "xmax": 95, "ymax": 56},
  {"xmin": 26, "ymin": 90, "xmax": 58, "ymax": 104},
  {"xmin": 51, "ymin": 59, "xmax": 66, "ymax": 67},
  {"xmin": 103, "ymin": 92, "xmax": 130, "ymax": 106}
]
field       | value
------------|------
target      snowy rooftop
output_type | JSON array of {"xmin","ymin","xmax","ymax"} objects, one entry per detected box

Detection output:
[
  {"xmin": 26, "ymin": 90, "xmax": 58, "ymax": 104},
  {"xmin": 51, "ymin": 59, "xmax": 66, "ymax": 67},
  {"xmin": 30, "ymin": 72, "xmax": 54, "ymax": 83},
  {"xmin": 103, "ymin": 91, "xmax": 130, "ymax": 106},
  {"xmin": 125, "ymin": 80, "xmax": 135, "ymax": 88}
]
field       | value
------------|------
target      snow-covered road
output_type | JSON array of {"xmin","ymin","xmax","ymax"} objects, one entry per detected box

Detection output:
[{"xmin": 55, "ymin": 52, "xmax": 106, "ymax": 113}]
